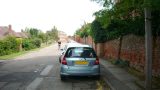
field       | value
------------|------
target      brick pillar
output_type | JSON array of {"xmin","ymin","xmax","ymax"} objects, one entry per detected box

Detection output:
[
  {"xmin": 97, "ymin": 43, "xmax": 104, "ymax": 57},
  {"xmin": 19, "ymin": 44, "xmax": 22, "ymax": 51}
]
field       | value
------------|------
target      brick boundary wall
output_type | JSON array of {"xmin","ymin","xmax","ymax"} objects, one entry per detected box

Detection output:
[
  {"xmin": 103, "ymin": 34, "xmax": 160, "ymax": 76},
  {"xmin": 75, "ymin": 35, "xmax": 160, "ymax": 76}
]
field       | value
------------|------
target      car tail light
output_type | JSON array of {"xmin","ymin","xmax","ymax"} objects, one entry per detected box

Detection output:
[
  {"xmin": 62, "ymin": 56, "xmax": 67, "ymax": 65},
  {"xmin": 94, "ymin": 57, "xmax": 99, "ymax": 65}
]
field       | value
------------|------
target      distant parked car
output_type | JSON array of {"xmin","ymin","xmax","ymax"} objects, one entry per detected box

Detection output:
[
  {"xmin": 60, "ymin": 42, "xmax": 81, "ymax": 54},
  {"xmin": 59, "ymin": 44, "xmax": 100, "ymax": 80},
  {"xmin": 59, "ymin": 42, "xmax": 84, "ymax": 61}
]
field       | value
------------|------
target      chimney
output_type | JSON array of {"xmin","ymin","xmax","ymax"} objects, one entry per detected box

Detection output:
[
  {"xmin": 21, "ymin": 29, "xmax": 24, "ymax": 32},
  {"xmin": 8, "ymin": 24, "xmax": 12, "ymax": 31}
]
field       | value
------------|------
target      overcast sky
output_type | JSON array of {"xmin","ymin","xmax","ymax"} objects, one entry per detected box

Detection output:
[{"xmin": 0, "ymin": 0, "xmax": 102, "ymax": 35}]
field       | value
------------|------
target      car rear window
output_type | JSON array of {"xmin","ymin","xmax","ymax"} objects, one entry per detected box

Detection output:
[{"xmin": 65, "ymin": 47, "xmax": 97, "ymax": 58}]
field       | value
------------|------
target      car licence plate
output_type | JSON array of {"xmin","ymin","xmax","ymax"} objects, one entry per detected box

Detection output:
[{"xmin": 75, "ymin": 61, "xmax": 88, "ymax": 65}]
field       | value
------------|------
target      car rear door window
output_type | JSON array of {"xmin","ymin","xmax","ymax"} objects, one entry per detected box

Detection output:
[{"xmin": 65, "ymin": 47, "xmax": 96, "ymax": 58}]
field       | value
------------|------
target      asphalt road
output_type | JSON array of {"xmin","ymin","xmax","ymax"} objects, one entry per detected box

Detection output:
[{"xmin": 0, "ymin": 44, "xmax": 109, "ymax": 90}]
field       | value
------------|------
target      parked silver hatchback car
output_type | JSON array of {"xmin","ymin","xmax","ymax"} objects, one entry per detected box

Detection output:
[{"xmin": 59, "ymin": 44, "xmax": 100, "ymax": 80}]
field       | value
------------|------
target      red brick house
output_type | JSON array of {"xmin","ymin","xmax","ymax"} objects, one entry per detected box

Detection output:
[{"xmin": 0, "ymin": 25, "xmax": 28, "ymax": 39}]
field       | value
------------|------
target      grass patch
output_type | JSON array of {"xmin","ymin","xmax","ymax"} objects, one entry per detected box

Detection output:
[
  {"xmin": 0, "ymin": 43, "xmax": 53, "ymax": 60},
  {"xmin": 127, "ymin": 68, "xmax": 145, "ymax": 80},
  {"xmin": 134, "ymin": 81, "xmax": 145, "ymax": 90},
  {"xmin": 125, "ymin": 66, "xmax": 160, "ymax": 89},
  {"xmin": 98, "ymin": 78, "xmax": 111, "ymax": 90},
  {"xmin": 109, "ymin": 59, "xmax": 129, "ymax": 68},
  {"xmin": 152, "ymin": 77, "xmax": 160, "ymax": 89},
  {"xmin": 0, "ymin": 51, "xmax": 28, "ymax": 60}
]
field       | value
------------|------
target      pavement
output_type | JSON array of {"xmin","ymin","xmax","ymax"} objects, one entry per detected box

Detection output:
[{"xmin": 100, "ymin": 58, "xmax": 142, "ymax": 90}]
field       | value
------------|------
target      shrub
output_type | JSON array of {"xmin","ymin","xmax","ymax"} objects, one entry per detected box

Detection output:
[
  {"xmin": 0, "ymin": 36, "xmax": 19, "ymax": 56},
  {"xmin": 22, "ymin": 38, "xmax": 42, "ymax": 50},
  {"xmin": 91, "ymin": 19, "xmax": 108, "ymax": 43},
  {"xmin": 22, "ymin": 39, "xmax": 35, "ymax": 50},
  {"xmin": 32, "ymin": 38, "xmax": 42, "ymax": 48}
]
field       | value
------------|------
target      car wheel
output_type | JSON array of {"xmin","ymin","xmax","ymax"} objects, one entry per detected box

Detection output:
[
  {"xmin": 60, "ymin": 75, "xmax": 66, "ymax": 81},
  {"xmin": 95, "ymin": 75, "xmax": 100, "ymax": 80}
]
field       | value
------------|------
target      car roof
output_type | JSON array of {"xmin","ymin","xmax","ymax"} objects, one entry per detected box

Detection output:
[
  {"xmin": 66, "ymin": 43, "xmax": 91, "ymax": 48},
  {"xmin": 68, "ymin": 40, "xmax": 77, "ymax": 43}
]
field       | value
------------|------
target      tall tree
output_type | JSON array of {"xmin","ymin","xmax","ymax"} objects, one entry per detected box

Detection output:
[
  {"xmin": 51, "ymin": 26, "xmax": 59, "ymax": 41},
  {"xmin": 24, "ymin": 28, "xmax": 40, "ymax": 38},
  {"xmin": 46, "ymin": 26, "xmax": 59, "ymax": 42}
]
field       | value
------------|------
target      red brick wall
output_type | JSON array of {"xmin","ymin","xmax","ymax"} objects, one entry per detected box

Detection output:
[
  {"xmin": 103, "ymin": 34, "xmax": 160, "ymax": 76},
  {"xmin": 120, "ymin": 35, "xmax": 145, "ymax": 72},
  {"xmin": 75, "ymin": 35, "xmax": 83, "ymax": 43},
  {"xmin": 75, "ymin": 35, "xmax": 160, "ymax": 76},
  {"xmin": 75, "ymin": 35, "xmax": 97, "ymax": 52},
  {"xmin": 152, "ymin": 37, "xmax": 160, "ymax": 76},
  {"xmin": 104, "ymin": 39, "xmax": 120, "ymax": 59},
  {"xmin": 97, "ymin": 43, "xmax": 104, "ymax": 57},
  {"xmin": 86, "ymin": 36, "xmax": 92, "ymax": 46}
]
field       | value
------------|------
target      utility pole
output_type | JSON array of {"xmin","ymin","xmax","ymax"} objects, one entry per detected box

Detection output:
[{"xmin": 144, "ymin": 5, "xmax": 152, "ymax": 90}]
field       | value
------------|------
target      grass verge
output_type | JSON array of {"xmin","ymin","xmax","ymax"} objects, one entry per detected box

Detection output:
[
  {"xmin": 0, "ymin": 51, "xmax": 28, "ymax": 60},
  {"xmin": 0, "ymin": 43, "xmax": 53, "ymax": 60},
  {"xmin": 128, "ymin": 68, "xmax": 160, "ymax": 89},
  {"xmin": 98, "ymin": 77, "xmax": 110, "ymax": 90}
]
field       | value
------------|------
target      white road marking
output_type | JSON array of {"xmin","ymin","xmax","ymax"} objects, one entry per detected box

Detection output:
[
  {"xmin": 40, "ymin": 65, "xmax": 53, "ymax": 76},
  {"xmin": 26, "ymin": 77, "xmax": 43, "ymax": 90},
  {"xmin": 26, "ymin": 65, "xmax": 53, "ymax": 90}
]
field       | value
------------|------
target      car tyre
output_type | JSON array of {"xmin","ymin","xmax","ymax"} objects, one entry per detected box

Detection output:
[
  {"xmin": 95, "ymin": 75, "xmax": 100, "ymax": 80},
  {"xmin": 60, "ymin": 75, "xmax": 66, "ymax": 81}
]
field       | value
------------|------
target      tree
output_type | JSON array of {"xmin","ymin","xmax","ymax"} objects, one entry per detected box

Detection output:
[
  {"xmin": 91, "ymin": 19, "xmax": 107, "ymax": 43},
  {"xmin": 51, "ymin": 26, "xmax": 59, "ymax": 41},
  {"xmin": 91, "ymin": 1, "xmax": 160, "ymax": 34},
  {"xmin": 38, "ymin": 32, "xmax": 46, "ymax": 43},
  {"xmin": 24, "ymin": 28, "xmax": 40, "ymax": 38},
  {"xmin": 46, "ymin": 26, "xmax": 59, "ymax": 42},
  {"xmin": 74, "ymin": 23, "xmax": 91, "ymax": 44}
]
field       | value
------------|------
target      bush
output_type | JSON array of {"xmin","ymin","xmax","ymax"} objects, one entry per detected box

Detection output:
[
  {"xmin": 22, "ymin": 39, "xmax": 35, "ymax": 50},
  {"xmin": 114, "ymin": 59, "xmax": 130, "ymax": 68},
  {"xmin": 91, "ymin": 19, "xmax": 108, "ymax": 43},
  {"xmin": 0, "ymin": 36, "xmax": 19, "ymax": 56},
  {"xmin": 32, "ymin": 38, "xmax": 42, "ymax": 48},
  {"xmin": 22, "ymin": 38, "xmax": 42, "ymax": 50},
  {"xmin": 0, "ymin": 36, "xmax": 42, "ymax": 56}
]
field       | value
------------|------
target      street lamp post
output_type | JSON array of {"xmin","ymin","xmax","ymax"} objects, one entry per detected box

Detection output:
[{"xmin": 144, "ymin": 4, "xmax": 152, "ymax": 90}]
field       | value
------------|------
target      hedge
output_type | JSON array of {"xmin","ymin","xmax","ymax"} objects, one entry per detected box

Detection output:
[
  {"xmin": 0, "ymin": 36, "xmax": 19, "ymax": 56},
  {"xmin": 22, "ymin": 38, "xmax": 42, "ymax": 50},
  {"xmin": 0, "ymin": 36, "xmax": 42, "ymax": 56}
]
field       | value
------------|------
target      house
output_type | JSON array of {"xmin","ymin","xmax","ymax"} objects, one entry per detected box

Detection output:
[
  {"xmin": 58, "ymin": 31, "xmax": 68, "ymax": 42},
  {"xmin": 16, "ymin": 32, "xmax": 28, "ymax": 38},
  {"xmin": 0, "ymin": 26, "xmax": 8, "ymax": 39},
  {"xmin": 0, "ymin": 25, "xmax": 28, "ymax": 39}
]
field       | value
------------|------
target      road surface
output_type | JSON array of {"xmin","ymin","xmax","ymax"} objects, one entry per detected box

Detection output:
[{"xmin": 0, "ymin": 44, "xmax": 109, "ymax": 90}]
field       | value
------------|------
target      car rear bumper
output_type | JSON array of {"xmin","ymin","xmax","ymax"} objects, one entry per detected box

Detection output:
[{"xmin": 60, "ymin": 65, "xmax": 100, "ymax": 76}]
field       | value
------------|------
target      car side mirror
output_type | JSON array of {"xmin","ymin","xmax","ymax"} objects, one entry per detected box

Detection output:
[
  {"xmin": 60, "ymin": 49, "xmax": 63, "ymax": 51},
  {"xmin": 61, "ymin": 51, "xmax": 65, "ymax": 55}
]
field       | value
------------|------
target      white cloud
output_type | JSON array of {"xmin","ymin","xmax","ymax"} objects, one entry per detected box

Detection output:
[{"xmin": 0, "ymin": 0, "xmax": 102, "ymax": 35}]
